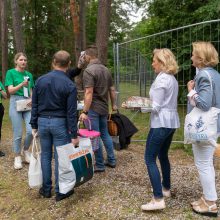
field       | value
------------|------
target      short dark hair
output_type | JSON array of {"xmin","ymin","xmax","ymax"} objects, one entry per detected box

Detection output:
[
  {"xmin": 52, "ymin": 50, "xmax": 70, "ymax": 67},
  {"xmin": 85, "ymin": 45, "xmax": 98, "ymax": 58}
]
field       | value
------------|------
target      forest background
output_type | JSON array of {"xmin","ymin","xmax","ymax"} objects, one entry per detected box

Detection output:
[{"xmin": 0, "ymin": 0, "xmax": 220, "ymax": 84}]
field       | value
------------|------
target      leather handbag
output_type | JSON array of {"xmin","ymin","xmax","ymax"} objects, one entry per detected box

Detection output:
[{"xmin": 108, "ymin": 111, "xmax": 118, "ymax": 136}]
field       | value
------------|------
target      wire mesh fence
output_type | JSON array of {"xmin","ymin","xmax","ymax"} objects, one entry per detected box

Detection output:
[{"xmin": 113, "ymin": 19, "xmax": 220, "ymax": 143}]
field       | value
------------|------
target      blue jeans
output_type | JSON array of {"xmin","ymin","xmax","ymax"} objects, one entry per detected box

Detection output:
[
  {"xmin": 88, "ymin": 110, "xmax": 116, "ymax": 170},
  {"xmin": 145, "ymin": 128, "xmax": 175, "ymax": 199},
  {"xmin": 38, "ymin": 117, "xmax": 71, "ymax": 194},
  {"xmin": 9, "ymin": 95, "xmax": 32, "ymax": 154}
]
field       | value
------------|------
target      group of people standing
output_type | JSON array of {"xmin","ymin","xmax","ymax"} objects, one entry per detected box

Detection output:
[
  {"xmin": 141, "ymin": 41, "xmax": 220, "ymax": 218},
  {"xmin": 0, "ymin": 41, "xmax": 219, "ymax": 216},
  {"xmin": 0, "ymin": 45, "xmax": 117, "ymax": 202}
]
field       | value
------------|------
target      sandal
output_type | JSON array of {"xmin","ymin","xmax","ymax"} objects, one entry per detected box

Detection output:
[
  {"xmin": 192, "ymin": 198, "xmax": 218, "ymax": 217},
  {"xmin": 190, "ymin": 196, "xmax": 205, "ymax": 207}
]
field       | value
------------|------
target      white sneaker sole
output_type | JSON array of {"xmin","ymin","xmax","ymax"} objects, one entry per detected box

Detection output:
[
  {"xmin": 14, "ymin": 165, "xmax": 23, "ymax": 170},
  {"xmin": 141, "ymin": 204, "xmax": 166, "ymax": 211},
  {"xmin": 141, "ymin": 200, "xmax": 166, "ymax": 211}
]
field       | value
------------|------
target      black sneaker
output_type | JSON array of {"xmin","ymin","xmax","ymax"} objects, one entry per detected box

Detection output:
[
  {"xmin": 0, "ymin": 151, "xmax": 5, "ymax": 157},
  {"xmin": 94, "ymin": 166, "xmax": 105, "ymax": 173},
  {"xmin": 55, "ymin": 189, "xmax": 74, "ymax": 202},
  {"xmin": 39, "ymin": 187, "xmax": 52, "ymax": 198},
  {"xmin": 104, "ymin": 161, "xmax": 116, "ymax": 168}
]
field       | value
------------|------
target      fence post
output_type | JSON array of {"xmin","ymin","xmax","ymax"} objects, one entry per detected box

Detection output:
[{"xmin": 116, "ymin": 43, "xmax": 120, "ymax": 107}]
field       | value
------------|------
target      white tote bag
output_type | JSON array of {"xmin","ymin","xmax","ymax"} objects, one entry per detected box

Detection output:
[
  {"xmin": 57, "ymin": 137, "xmax": 94, "ymax": 194},
  {"xmin": 184, "ymin": 71, "xmax": 220, "ymax": 146},
  {"xmin": 184, "ymin": 107, "xmax": 220, "ymax": 146},
  {"xmin": 28, "ymin": 136, "xmax": 43, "ymax": 188}
]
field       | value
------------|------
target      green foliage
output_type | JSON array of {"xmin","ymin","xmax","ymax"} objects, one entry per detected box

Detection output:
[
  {"xmin": 19, "ymin": 0, "xmax": 74, "ymax": 78},
  {"xmin": 86, "ymin": 0, "xmax": 98, "ymax": 45},
  {"xmin": 2, "ymin": 0, "xmax": 148, "ymax": 79},
  {"xmin": 3, "ymin": 0, "xmax": 219, "ymax": 82},
  {"xmin": 122, "ymin": 0, "xmax": 220, "ymax": 103}
]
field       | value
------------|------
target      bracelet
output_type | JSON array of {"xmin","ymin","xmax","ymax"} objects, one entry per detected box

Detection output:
[{"xmin": 82, "ymin": 111, "xmax": 88, "ymax": 115}]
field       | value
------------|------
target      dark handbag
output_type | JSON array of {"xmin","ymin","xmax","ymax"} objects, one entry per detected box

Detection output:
[{"xmin": 108, "ymin": 111, "xmax": 118, "ymax": 136}]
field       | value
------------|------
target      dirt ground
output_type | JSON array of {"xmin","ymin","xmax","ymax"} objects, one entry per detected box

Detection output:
[{"xmin": 0, "ymin": 136, "xmax": 220, "ymax": 220}]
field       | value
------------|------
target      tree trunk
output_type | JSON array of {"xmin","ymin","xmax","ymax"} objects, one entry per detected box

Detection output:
[
  {"xmin": 70, "ymin": 0, "xmax": 87, "ymax": 91},
  {"xmin": 79, "ymin": 0, "xmax": 86, "ymax": 51},
  {"xmin": 70, "ymin": 0, "xmax": 80, "ymax": 62},
  {"xmin": 0, "ymin": 0, "xmax": 8, "ymax": 82},
  {"xmin": 10, "ymin": 0, "xmax": 25, "ymax": 53},
  {"xmin": 96, "ymin": 0, "xmax": 112, "ymax": 66}
]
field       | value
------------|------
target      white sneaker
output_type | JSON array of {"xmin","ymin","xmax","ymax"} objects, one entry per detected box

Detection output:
[
  {"xmin": 141, "ymin": 198, "xmax": 166, "ymax": 211},
  {"xmin": 24, "ymin": 150, "xmax": 31, "ymax": 163},
  {"xmin": 162, "ymin": 189, "xmax": 171, "ymax": 198},
  {"xmin": 14, "ymin": 156, "xmax": 23, "ymax": 169}
]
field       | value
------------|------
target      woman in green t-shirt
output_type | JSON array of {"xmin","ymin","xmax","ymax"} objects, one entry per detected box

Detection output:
[
  {"xmin": 0, "ymin": 82, "xmax": 7, "ymax": 157},
  {"xmin": 5, "ymin": 52, "xmax": 34, "ymax": 169}
]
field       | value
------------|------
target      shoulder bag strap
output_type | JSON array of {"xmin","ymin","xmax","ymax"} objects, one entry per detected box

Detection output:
[{"xmin": 204, "ymin": 70, "xmax": 216, "ymax": 106}]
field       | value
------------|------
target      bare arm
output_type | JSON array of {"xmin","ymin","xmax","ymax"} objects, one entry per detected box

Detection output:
[
  {"xmin": 0, "ymin": 90, "xmax": 7, "ymax": 99},
  {"xmin": 79, "ymin": 87, "xmax": 93, "ymax": 121},
  {"xmin": 29, "ymin": 88, "xmax": 33, "ymax": 98},
  {"xmin": 109, "ymin": 86, "xmax": 117, "ymax": 111},
  {"xmin": 27, "ymin": 88, "xmax": 33, "ymax": 107},
  {"xmin": 83, "ymin": 87, "xmax": 93, "ymax": 112},
  {"xmin": 7, "ymin": 80, "xmax": 29, "ymax": 95}
]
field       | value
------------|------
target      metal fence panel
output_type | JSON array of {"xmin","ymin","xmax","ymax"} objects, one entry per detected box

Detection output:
[{"xmin": 114, "ymin": 19, "xmax": 220, "ymax": 143}]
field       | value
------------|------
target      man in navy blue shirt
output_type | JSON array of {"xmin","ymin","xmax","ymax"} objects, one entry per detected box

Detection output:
[{"xmin": 30, "ymin": 50, "xmax": 79, "ymax": 202}]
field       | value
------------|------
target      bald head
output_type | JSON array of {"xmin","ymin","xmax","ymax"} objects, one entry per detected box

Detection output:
[{"xmin": 52, "ymin": 50, "xmax": 71, "ymax": 68}]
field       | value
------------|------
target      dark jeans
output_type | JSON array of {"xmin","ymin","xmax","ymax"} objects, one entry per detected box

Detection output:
[
  {"xmin": 88, "ymin": 109, "xmax": 116, "ymax": 169},
  {"xmin": 38, "ymin": 117, "xmax": 71, "ymax": 194},
  {"xmin": 145, "ymin": 127, "xmax": 175, "ymax": 199}
]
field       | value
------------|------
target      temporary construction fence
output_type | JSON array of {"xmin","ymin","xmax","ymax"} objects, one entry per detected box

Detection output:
[{"xmin": 113, "ymin": 19, "xmax": 220, "ymax": 143}]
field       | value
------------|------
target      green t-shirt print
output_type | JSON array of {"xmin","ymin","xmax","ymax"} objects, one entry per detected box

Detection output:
[
  {"xmin": 0, "ymin": 81, "xmax": 6, "ymax": 103},
  {"xmin": 5, "ymin": 68, "xmax": 34, "ymax": 96}
]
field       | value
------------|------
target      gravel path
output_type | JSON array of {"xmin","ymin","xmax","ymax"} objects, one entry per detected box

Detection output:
[{"xmin": 0, "ymin": 137, "xmax": 220, "ymax": 219}]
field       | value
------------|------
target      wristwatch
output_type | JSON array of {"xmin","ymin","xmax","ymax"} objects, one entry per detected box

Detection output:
[
  {"xmin": 82, "ymin": 110, "xmax": 88, "ymax": 115},
  {"xmin": 0, "ymin": 89, "xmax": 2, "ymax": 92}
]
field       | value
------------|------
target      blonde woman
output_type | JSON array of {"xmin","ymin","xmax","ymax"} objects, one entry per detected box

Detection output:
[
  {"xmin": 187, "ymin": 42, "xmax": 220, "ymax": 217},
  {"xmin": 5, "ymin": 52, "xmax": 34, "ymax": 169},
  {"xmin": 141, "ymin": 48, "xmax": 180, "ymax": 211}
]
